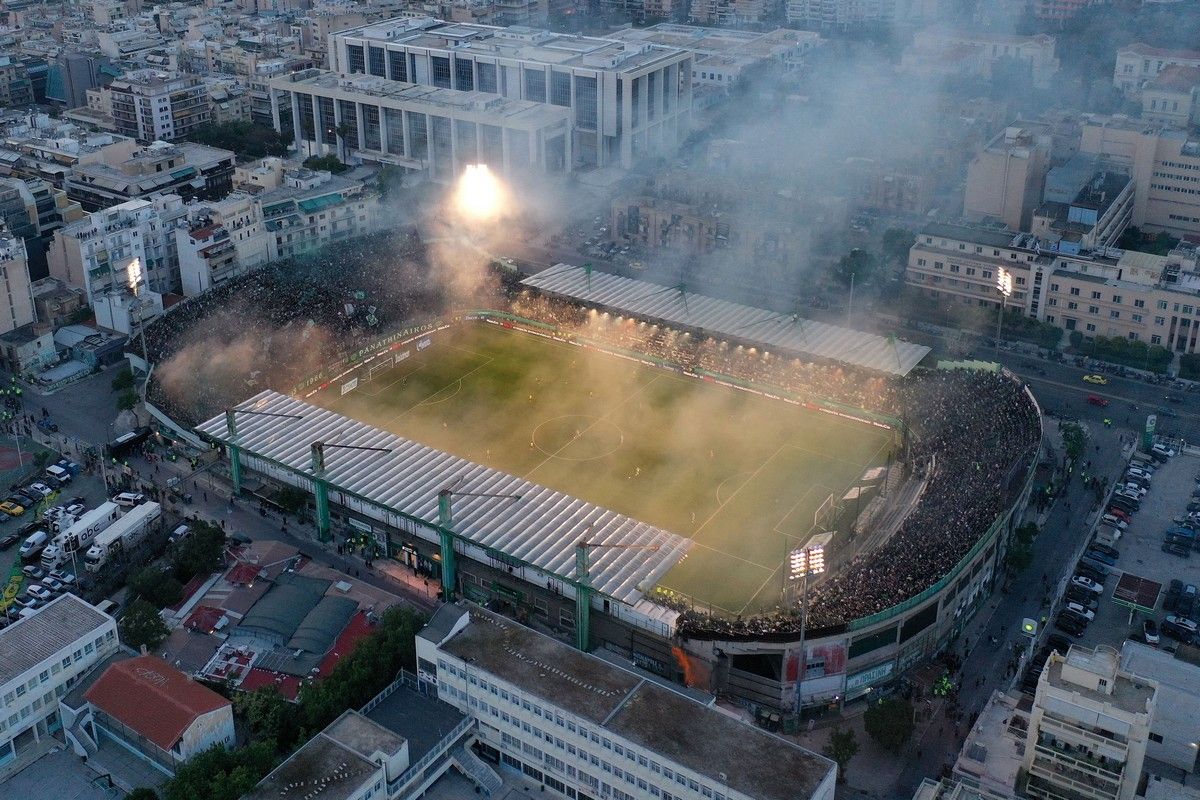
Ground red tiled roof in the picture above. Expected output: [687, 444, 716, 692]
[185, 605, 226, 633]
[168, 574, 209, 612]
[240, 668, 301, 701]
[1122, 42, 1200, 60]
[317, 611, 373, 676]
[226, 563, 263, 586]
[85, 655, 230, 751]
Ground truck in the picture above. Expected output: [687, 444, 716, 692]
[40, 502, 120, 571]
[84, 501, 161, 573]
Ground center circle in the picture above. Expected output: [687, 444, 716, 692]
[532, 415, 625, 462]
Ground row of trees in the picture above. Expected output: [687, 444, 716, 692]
[131, 606, 426, 800]
[187, 121, 291, 161]
[822, 696, 916, 783]
[1069, 332, 1173, 374]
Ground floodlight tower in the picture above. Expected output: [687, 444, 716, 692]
[224, 407, 303, 493]
[436, 487, 523, 602]
[309, 441, 393, 541]
[996, 267, 1013, 347]
[788, 533, 830, 713]
[575, 539, 660, 652]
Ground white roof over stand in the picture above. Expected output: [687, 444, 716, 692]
[196, 391, 692, 604]
[522, 264, 931, 377]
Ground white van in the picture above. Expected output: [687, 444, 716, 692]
[168, 524, 190, 544]
[1095, 529, 1121, 549]
[18, 530, 48, 559]
[112, 492, 146, 508]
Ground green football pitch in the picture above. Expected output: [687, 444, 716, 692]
[319, 323, 896, 615]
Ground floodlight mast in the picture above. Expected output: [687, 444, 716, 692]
[575, 538, 660, 652]
[437, 488, 523, 604]
[309, 441, 393, 542]
[224, 407, 303, 494]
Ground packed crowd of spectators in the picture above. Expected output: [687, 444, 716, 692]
[145, 232, 440, 424]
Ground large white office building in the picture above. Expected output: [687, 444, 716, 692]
[326, 17, 693, 169]
[416, 604, 838, 800]
[0, 594, 119, 769]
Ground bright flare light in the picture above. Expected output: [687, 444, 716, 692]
[455, 164, 503, 220]
[128, 257, 143, 297]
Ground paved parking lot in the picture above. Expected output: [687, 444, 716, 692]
[1060, 451, 1200, 650]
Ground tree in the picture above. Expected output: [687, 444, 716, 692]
[881, 228, 915, 265]
[172, 521, 226, 582]
[125, 789, 159, 800]
[234, 686, 299, 753]
[833, 248, 876, 288]
[119, 597, 170, 650]
[302, 154, 349, 174]
[129, 566, 183, 608]
[1008, 541, 1034, 573]
[111, 368, 135, 392]
[117, 390, 139, 411]
[186, 121, 289, 161]
[823, 726, 858, 783]
[863, 696, 915, 753]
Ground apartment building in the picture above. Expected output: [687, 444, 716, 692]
[257, 167, 382, 262]
[689, 0, 779, 27]
[907, 222, 1200, 353]
[328, 17, 693, 170]
[0, 594, 119, 769]
[611, 25, 821, 91]
[0, 55, 35, 108]
[1114, 43, 1200, 98]
[271, 69, 572, 181]
[1139, 66, 1200, 128]
[900, 29, 1060, 88]
[0, 228, 35, 337]
[105, 70, 211, 143]
[964, 125, 1052, 231]
[1024, 646, 1155, 800]
[66, 141, 235, 211]
[1033, 0, 1092, 23]
[1079, 115, 1200, 239]
[417, 604, 838, 800]
[48, 194, 184, 329]
[786, 0, 897, 28]
[175, 192, 269, 296]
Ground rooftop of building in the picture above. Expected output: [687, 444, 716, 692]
[0, 324, 48, 346]
[920, 220, 1020, 250]
[243, 728, 379, 800]
[1120, 42, 1200, 61]
[276, 70, 569, 128]
[1120, 640, 1200, 695]
[108, 68, 198, 90]
[610, 23, 817, 60]
[434, 605, 834, 800]
[338, 17, 688, 73]
[1146, 64, 1200, 92]
[1044, 647, 1155, 716]
[325, 710, 406, 759]
[916, 27, 1056, 47]
[84, 653, 231, 751]
[0, 593, 111, 687]
[364, 681, 466, 763]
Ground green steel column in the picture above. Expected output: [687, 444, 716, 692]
[311, 444, 331, 542]
[225, 409, 242, 494]
[575, 544, 590, 652]
[438, 489, 456, 601]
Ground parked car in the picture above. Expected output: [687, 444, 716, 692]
[1163, 619, 1195, 644]
[1166, 614, 1198, 634]
[1046, 634, 1072, 653]
[0, 500, 24, 517]
[26, 483, 52, 499]
[1072, 575, 1104, 594]
[1077, 560, 1109, 579]
[1164, 541, 1192, 558]
[48, 569, 75, 586]
[1064, 602, 1096, 621]
[1145, 620, 1161, 646]
[1166, 580, 1184, 613]
[21, 565, 44, 580]
[1055, 615, 1087, 636]
[0, 531, 19, 549]
[25, 584, 52, 601]
[1107, 507, 1132, 523]
[1101, 514, 1129, 531]
[1085, 549, 1118, 566]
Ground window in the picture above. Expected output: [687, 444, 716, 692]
[387, 50, 407, 82]
[1068, 302, 1079, 310]
[1050, 283, 1059, 291]
[1134, 299, 1145, 308]
[524, 69, 546, 102]
[1088, 306, 1099, 315]
[454, 59, 474, 91]
[1086, 323, 1096, 332]
[1152, 335, 1163, 344]
[1048, 298, 1058, 307]
[431, 56, 452, 89]
[1133, 314, 1143, 323]
[1112, 295, 1122, 304]
[1110, 310, 1120, 319]
[1091, 291, 1101, 299]
[1070, 287, 1081, 296]
[477, 62, 497, 94]
[1150, 732, 1164, 743]
[347, 45, 365, 74]
[550, 71, 571, 107]
[367, 46, 385, 77]
[1159, 300, 1169, 310]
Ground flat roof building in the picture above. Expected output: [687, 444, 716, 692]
[1115, 43, 1200, 98]
[416, 603, 838, 800]
[271, 69, 572, 181]
[0, 594, 118, 770]
[327, 17, 693, 169]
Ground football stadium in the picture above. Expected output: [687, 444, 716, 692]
[149, 255, 1042, 715]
